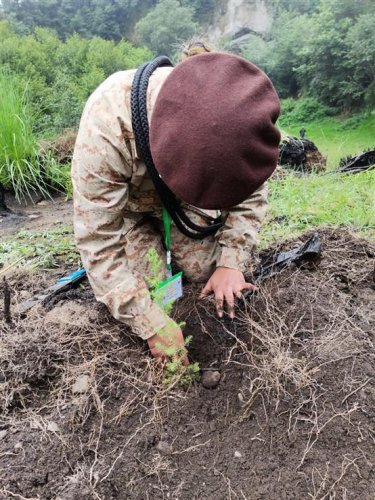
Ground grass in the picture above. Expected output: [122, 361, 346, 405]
[0, 71, 45, 200]
[284, 113, 375, 168]
[0, 225, 79, 271]
[0, 71, 70, 201]
[262, 169, 375, 246]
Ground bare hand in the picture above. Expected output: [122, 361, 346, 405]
[147, 324, 189, 364]
[199, 267, 257, 319]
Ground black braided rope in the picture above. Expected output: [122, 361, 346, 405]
[131, 56, 223, 240]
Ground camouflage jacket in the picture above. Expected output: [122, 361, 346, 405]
[72, 67, 268, 339]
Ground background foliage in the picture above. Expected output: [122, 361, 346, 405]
[0, 20, 151, 134]
[0, 0, 374, 200]
[242, 0, 375, 110]
[1, 0, 374, 111]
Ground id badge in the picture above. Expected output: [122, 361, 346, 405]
[155, 272, 183, 306]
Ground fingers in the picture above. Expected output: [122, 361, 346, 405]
[215, 290, 224, 318]
[243, 282, 258, 292]
[199, 281, 212, 299]
[223, 288, 235, 319]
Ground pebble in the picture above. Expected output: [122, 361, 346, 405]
[72, 374, 90, 394]
[47, 421, 59, 433]
[201, 370, 221, 389]
[14, 442, 23, 452]
[155, 441, 173, 455]
[234, 450, 242, 458]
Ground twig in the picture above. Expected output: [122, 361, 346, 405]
[0, 256, 25, 277]
[172, 439, 211, 455]
[3, 277, 12, 324]
[341, 377, 372, 405]
[0, 489, 40, 500]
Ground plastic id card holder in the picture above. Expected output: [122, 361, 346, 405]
[155, 272, 183, 306]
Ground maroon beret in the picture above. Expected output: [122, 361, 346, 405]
[149, 52, 281, 210]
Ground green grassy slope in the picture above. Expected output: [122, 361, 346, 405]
[285, 114, 375, 168]
[263, 114, 375, 245]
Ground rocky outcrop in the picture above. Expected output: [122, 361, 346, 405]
[206, 0, 274, 48]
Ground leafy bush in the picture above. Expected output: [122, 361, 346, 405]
[0, 71, 72, 200]
[0, 21, 152, 135]
[278, 98, 334, 127]
[0, 71, 41, 200]
[241, 0, 375, 111]
[134, 0, 198, 58]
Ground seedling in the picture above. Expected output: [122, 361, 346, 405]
[146, 248, 200, 387]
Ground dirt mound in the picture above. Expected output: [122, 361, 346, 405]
[279, 137, 327, 172]
[0, 229, 374, 499]
[39, 129, 77, 165]
[337, 149, 375, 174]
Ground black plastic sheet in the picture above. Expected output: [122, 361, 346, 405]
[241, 233, 322, 302]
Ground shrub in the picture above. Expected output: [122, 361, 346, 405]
[278, 97, 334, 127]
[0, 71, 43, 200]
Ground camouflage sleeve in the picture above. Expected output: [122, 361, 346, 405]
[215, 183, 268, 272]
[72, 82, 168, 340]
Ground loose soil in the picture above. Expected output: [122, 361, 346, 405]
[0, 229, 374, 500]
[0, 194, 72, 237]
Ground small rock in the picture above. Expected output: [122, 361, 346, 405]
[14, 442, 23, 452]
[234, 450, 242, 458]
[72, 374, 90, 394]
[47, 421, 60, 433]
[0, 430, 8, 440]
[238, 392, 244, 403]
[155, 441, 173, 455]
[201, 370, 221, 389]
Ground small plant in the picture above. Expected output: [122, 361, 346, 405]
[0, 226, 79, 269]
[0, 71, 45, 201]
[146, 247, 200, 387]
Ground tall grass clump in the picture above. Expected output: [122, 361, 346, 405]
[0, 71, 47, 200]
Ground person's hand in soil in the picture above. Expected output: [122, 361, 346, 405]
[147, 323, 189, 364]
[199, 267, 257, 319]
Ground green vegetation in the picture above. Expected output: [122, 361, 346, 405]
[0, 0, 155, 40]
[0, 226, 79, 270]
[262, 169, 375, 246]
[0, 20, 151, 198]
[280, 108, 375, 168]
[134, 0, 197, 57]
[1, 0, 374, 111]
[0, 71, 69, 200]
[0, 21, 151, 135]
[0, 71, 40, 200]
[146, 248, 200, 387]
[242, 0, 375, 111]
[0, 0, 215, 42]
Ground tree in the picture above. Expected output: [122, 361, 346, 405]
[345, 14, 375, 107]
[241, 0, 374, 110]
[134, 0, 198, 57]
[0, 0, 156, 40]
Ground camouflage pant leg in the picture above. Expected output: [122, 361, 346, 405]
[124, 216, 167, 280]
[125, 216, 217, 285]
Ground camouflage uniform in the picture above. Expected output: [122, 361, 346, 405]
[72, 67, 268, 340]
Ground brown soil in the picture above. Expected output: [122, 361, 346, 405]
[0, 229, 374, 500]
[0, 194, 73, 237]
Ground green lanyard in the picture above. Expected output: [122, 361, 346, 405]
[162, 207, 173, 278]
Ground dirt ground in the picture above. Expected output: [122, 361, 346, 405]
[0, 228, 374, 500]
[0, 194, 73, 237]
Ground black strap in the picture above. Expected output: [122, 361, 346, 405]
[130, 56, 223, 240]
